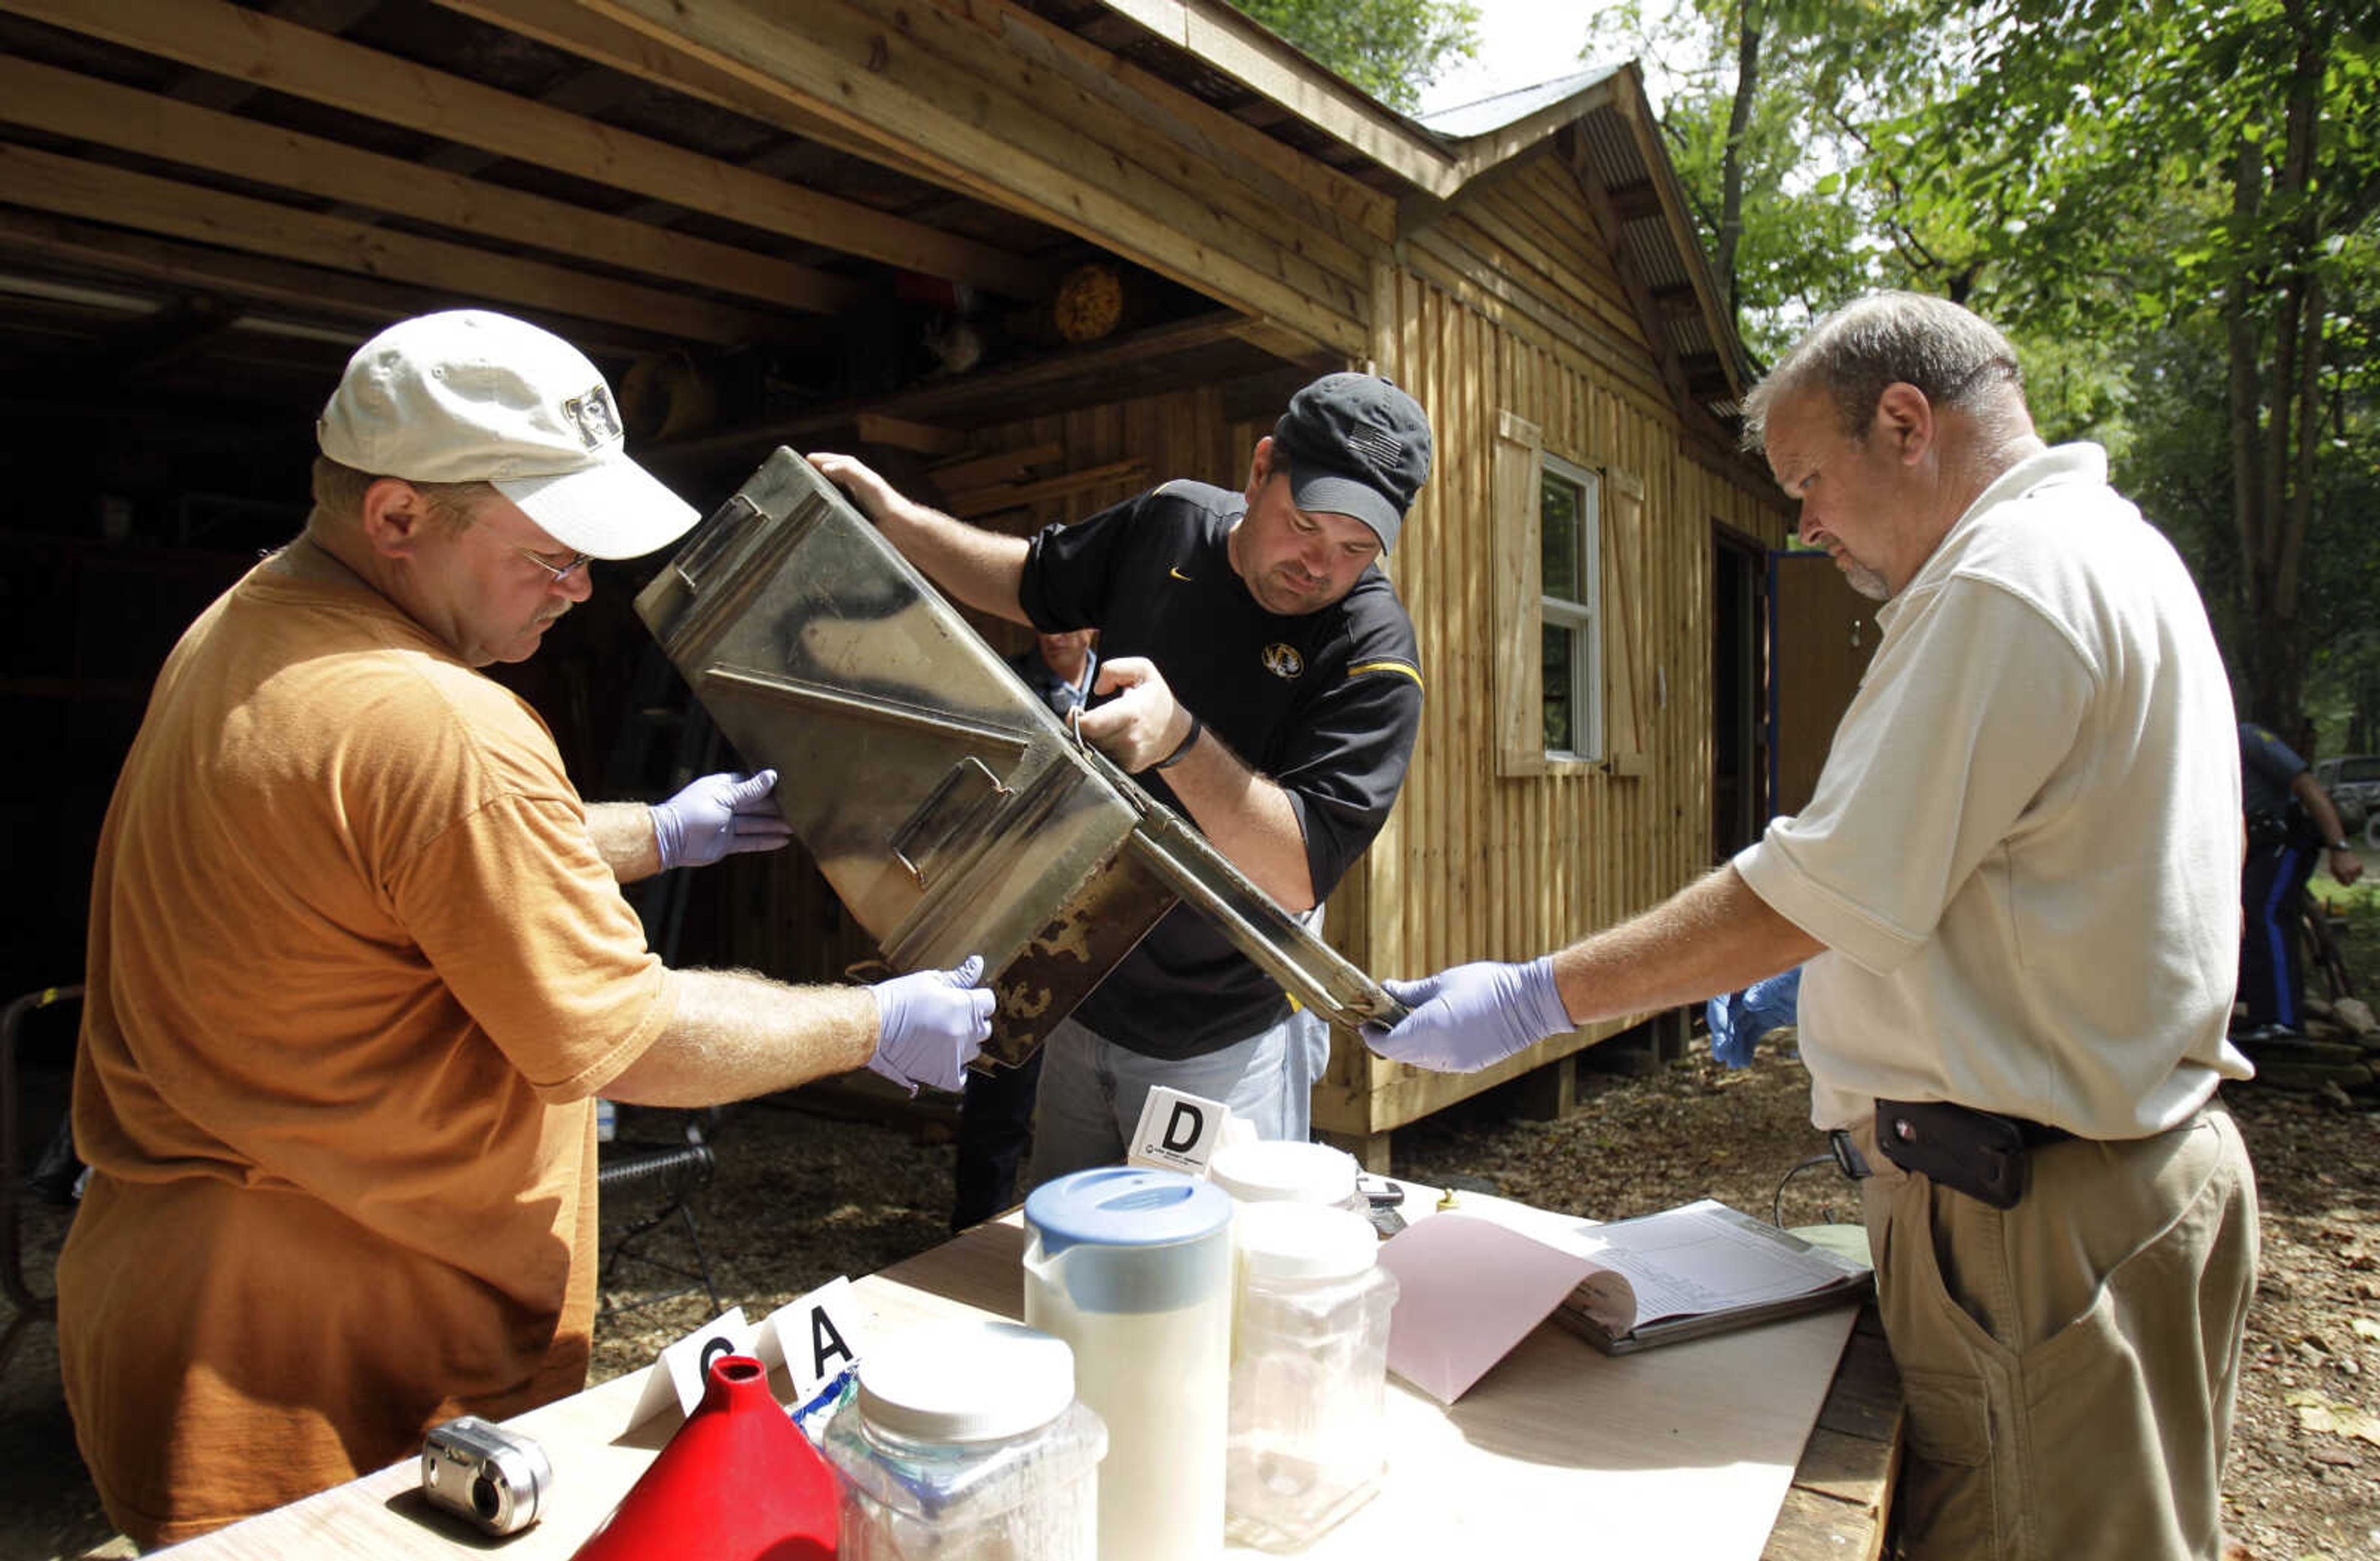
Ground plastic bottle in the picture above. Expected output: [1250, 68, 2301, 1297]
[822, 1319, 1106, 1561]
[1023, 1167, 1235, 1561]
[1224, 1201, 1399, 1552]
[1205, 1139, 1365, 1212]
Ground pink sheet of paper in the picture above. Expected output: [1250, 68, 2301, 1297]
[1374, 1212, 1605, 1403]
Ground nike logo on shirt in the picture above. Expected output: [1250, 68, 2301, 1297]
[1168, 566, 1194, 581]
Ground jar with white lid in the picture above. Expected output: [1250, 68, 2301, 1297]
[1225, 1201, 1399, 1552]
[1207, 1139, 1365, 1211]
[821, 1319, 1108, 1560]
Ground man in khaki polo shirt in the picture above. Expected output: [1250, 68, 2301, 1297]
[1364, 292, 2258, 1560]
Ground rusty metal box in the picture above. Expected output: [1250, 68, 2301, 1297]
[635, 449, 1402, 1069]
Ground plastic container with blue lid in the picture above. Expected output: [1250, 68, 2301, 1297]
[1023, 1167, 1234, 1561]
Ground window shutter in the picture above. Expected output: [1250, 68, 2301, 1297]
[1602, 469, 1649, 775]
[1492, 411, 1546, 777]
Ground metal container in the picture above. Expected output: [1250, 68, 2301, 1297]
[633, 448, 1406, 1070]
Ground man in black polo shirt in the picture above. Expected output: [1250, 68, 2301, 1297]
[812, 373, 1428, 1189]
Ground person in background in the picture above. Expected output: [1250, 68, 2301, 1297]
[949, 628, 1100, 1228]
[1364, 293, 2259, 1560]
[2238, 718, 2363, 1035]
[813, 371, 1429, 1192]
[59, 310, 994, 1546]
[1016, 626, 1099, 717]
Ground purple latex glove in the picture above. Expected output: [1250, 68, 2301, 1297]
[650, 769, 793, 871]
[868, 956, 996, 1094]
[1360, 956, 1574, 1073]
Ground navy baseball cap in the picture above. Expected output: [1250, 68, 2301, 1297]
[1271, 373, 1432, 552]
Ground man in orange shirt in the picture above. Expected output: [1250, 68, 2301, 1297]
[60, 310, 994, 1546]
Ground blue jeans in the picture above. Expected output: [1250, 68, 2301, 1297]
[1022, 1006, 1333, 1193]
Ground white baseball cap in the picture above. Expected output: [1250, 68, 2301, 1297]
[315, 310, 699, 559]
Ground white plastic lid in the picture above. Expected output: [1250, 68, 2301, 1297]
[1235, 1201, 1379, 1281]
[1208, 1140, 1360, 1206]
[856, 1320, 1075, 1443]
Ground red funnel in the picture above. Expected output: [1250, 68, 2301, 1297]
[571, 1355, 839, 1560]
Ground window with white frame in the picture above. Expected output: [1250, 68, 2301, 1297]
[1539, 454, 1602, 759]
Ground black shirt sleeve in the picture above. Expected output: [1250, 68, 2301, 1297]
[1270, 621, 1423, 900]
[1019, 491, 1145, 634]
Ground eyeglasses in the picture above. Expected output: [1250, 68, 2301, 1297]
[513, 545, 594, 585]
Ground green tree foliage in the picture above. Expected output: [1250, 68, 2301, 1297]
[1610, 0, 2380, 741]
[1230, 0, 1481, 112]
[1913, 0, 2380, 739]
[1590, 0, 1968, 357]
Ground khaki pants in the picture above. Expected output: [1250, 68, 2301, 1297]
[1851, 1103, 2259, 1560]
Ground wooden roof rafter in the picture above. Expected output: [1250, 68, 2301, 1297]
[0, 206, 696, 361]
[568, 0, 1375, 359]
[0, 53, 863, 319]
[0, 0, 1056, 301]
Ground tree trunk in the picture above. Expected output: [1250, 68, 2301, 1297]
[2226, 139, 2272, 720]
[2242, 0, 2330, 735]
[1716, 0, 1762, 327]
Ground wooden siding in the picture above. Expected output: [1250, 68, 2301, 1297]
[1318, 150, 1795, 1141]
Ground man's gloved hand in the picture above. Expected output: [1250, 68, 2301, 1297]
[1360, 956, 1574, 1074]
[868, 955, 996, 1094]
[650, 770, 793, 871]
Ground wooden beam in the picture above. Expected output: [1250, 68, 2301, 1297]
[1684, 356, 1735, 399]
[851, 414, 969, 456]
[578, 0, 1370, 356]
[1096, 0, 1460, 195]
[661, 311, 1266, 460]
[1647, 281, 1703, 316]
[1603, 180, 1667, 224]
[0, 209, 687, 357]
[0, 0, 1049, 299]
[927, 441, 1064, 491]
[925, 0, 1391, 252]
[0, 55, 860, 316]
[941, 459, 1147, 519]
[0, 144, 771, 345]
[428, 0, 961, 192]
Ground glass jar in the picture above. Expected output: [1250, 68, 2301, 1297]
[1225, 1201, 1399, 1552]
[821, 1319, 1107, 1561]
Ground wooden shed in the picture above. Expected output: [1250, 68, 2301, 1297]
[0, 0, 1805, 1156]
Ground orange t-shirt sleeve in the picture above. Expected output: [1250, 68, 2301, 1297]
[389, 791, 671, 1099]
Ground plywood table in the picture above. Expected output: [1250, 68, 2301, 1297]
[157, 1208, 1900, 1560]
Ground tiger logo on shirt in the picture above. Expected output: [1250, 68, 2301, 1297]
[1261, 643, 1304, 679]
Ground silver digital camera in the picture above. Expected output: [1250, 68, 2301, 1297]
[421, 1415, 551, 1537]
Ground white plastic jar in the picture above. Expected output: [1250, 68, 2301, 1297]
[1023, 1167, 1235, 1561]
[1207, 1139, 1365, 1212]
[821, 1319, 1108, 1560]
[1224, 1201, 1399, 1552]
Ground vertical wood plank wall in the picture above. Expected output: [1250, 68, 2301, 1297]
[1318, 148, 1795, 1139]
